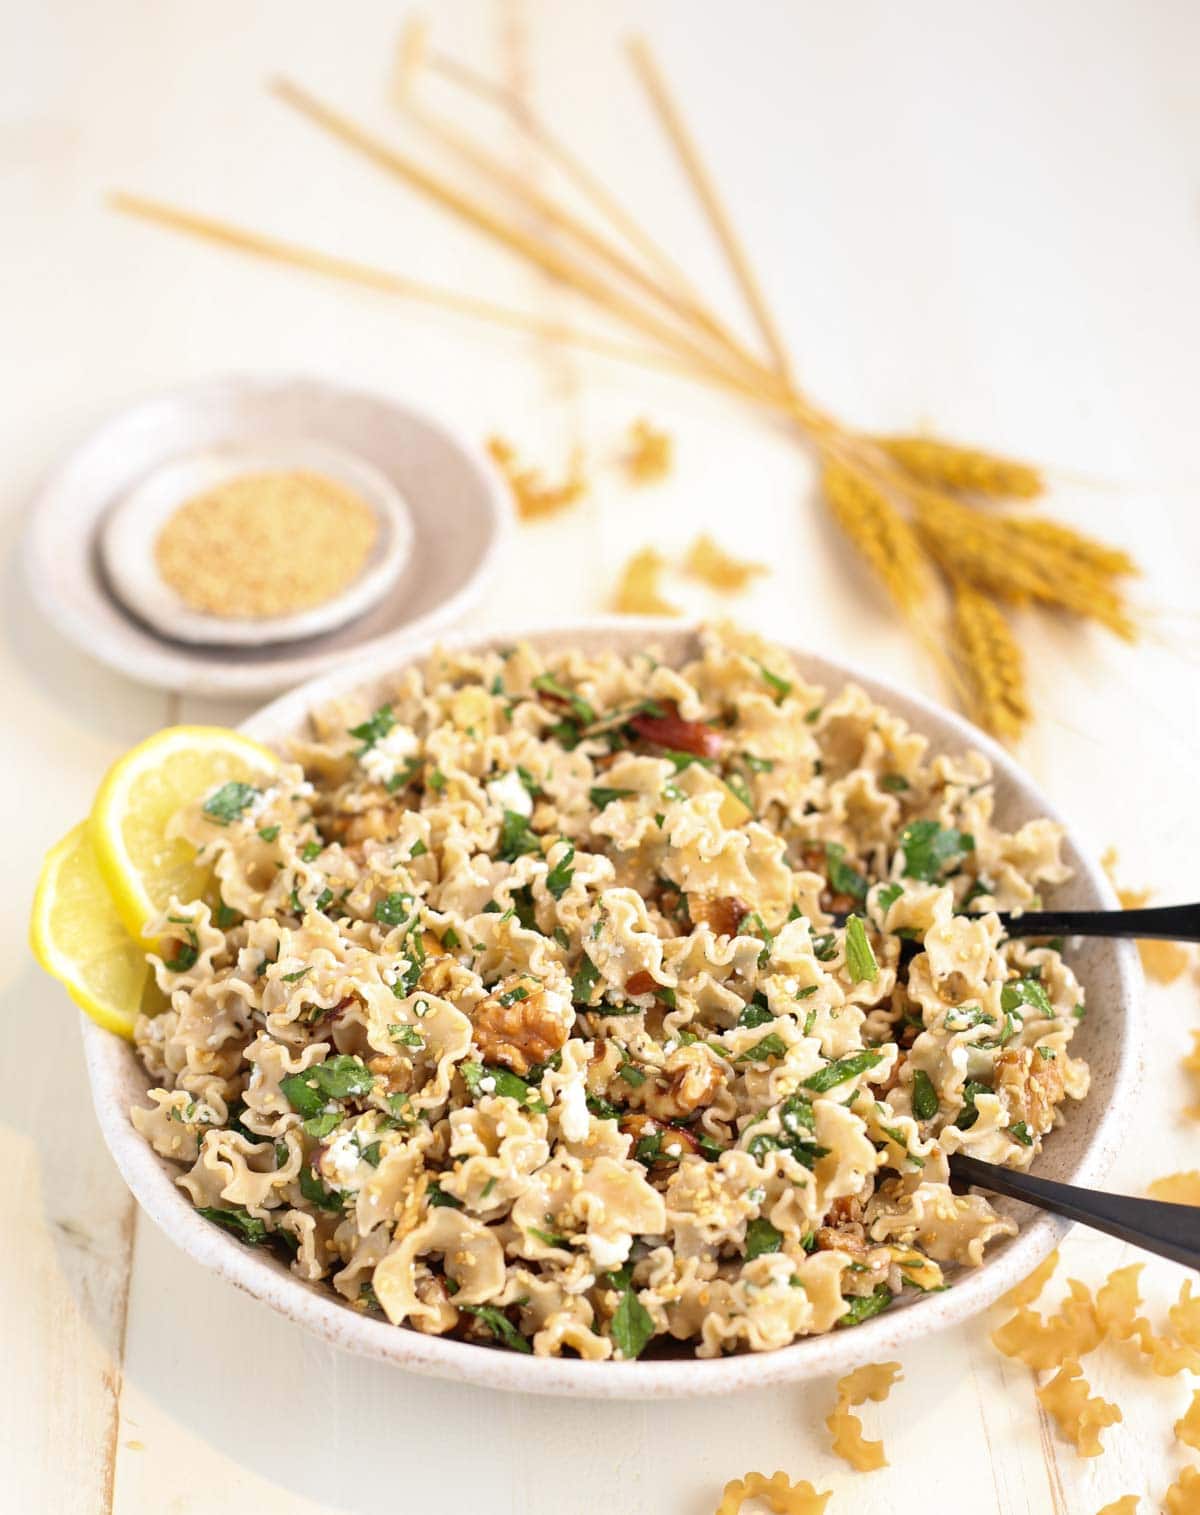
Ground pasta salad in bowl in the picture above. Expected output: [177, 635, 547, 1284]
[81, 621, 1140, 1397]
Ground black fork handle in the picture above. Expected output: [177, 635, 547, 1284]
[999, 902, 1200, 942]
[951, 1155, 1200, 1271]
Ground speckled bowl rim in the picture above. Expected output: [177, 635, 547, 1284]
[80, 618, 1143, 1399]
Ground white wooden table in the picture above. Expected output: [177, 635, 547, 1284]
[5, 1, 1200, 1509]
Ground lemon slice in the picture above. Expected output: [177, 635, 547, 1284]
[30, 821, 149, 1038]
[89, 725, 279, 941]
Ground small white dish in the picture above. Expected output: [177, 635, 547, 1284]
[23, 374, 510, 697]
[100, 440, 414, 647]
[78, 619, 1142, 1400]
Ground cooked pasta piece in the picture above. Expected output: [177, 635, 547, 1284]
[129, 623, 1090, 1360]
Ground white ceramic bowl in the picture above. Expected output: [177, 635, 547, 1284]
[80, 619, 1142, 1399]
[24, 375, 510, 697]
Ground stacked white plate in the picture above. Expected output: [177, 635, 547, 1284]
[23, 375, 510, 697]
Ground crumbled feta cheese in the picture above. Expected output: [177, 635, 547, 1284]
[479, 1075, 497, 1094]
[557, 1069, 590, 1143]
[541, 984, 574, 1027]
[663, 1039, 678, 1055]
[246, 787, 278, 820]
[487, 769, 533, 817]
[360, 726, 420, 787]
[664, 1142, 682, 1157]
[323, 1129, 361, 1185]
[586, 1232, 629, 1270]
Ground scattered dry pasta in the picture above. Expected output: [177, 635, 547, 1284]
[1164, 1465, 1200, 1515]
[991, 1280, 1101, 1369]
[129, 624, 1092, 1362]
[684, 534, 768, 595]
[714, 1472, 831, 1515]
[826, 1361, 902, 1471]
[1149, 1174, 1200, 1206]
[1000, 1248, 1059, 1310]
[1095, 1499, 1139, 1515]
[1177, 1391, 1200, 1451]
[487, 436, 588, 521]
[611, 546, 680, 615]
[624, 418, 673, 484]
[1183, 1032, 1200, 1120]
[1101, 853, 1192, 985]
[1035, 1358, 1121, 1456]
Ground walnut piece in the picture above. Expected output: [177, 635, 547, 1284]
[995, 1046, 1066, 1136]
[686, 894, 749, 937]
[471, 973, 568, 1075]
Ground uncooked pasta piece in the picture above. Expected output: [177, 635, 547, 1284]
[1000, 1248, 1059, 1310]
[826, 1361, 902, 1471]
[1164, 1464, 1200, 1515]
[1149, 1173, 1200, 1206]
[714, 1471, 831, 1515]
[991, 1280, 1101, 1369]
[1035, 1359, 1121, 1456]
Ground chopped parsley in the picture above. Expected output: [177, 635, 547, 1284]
[590, 785, 636, 809]
[461, 1303, 533, 1353]
[911, 1069, 939, 1122]
[753, 659, 792, 703]
[837, 1284, 893, 1327]
[898, 820, 975, 882]
[374, 892, 415, 928]
[803, 1049, 883, 1093]
[955, 1079, 992, 1131]
[300, 839, 323, 862]
[426, 1181, 463, 1209]
[202, 781, 260, 825]
[498, 809, 540, 862]
[744, 1217, 783, 1259]
[605, 1264, 654, 1359]
[348, 703, 395, 750]
[571, 955, 600, 1005]
[1001, 977, 1053, 1017]
[736, 1032, 788, 1064]
[196, 1205, 267, 1245]
[1007, 1121, 1034, 1146]
[545, 845, 575, 900]
[461, 1060, 547, 1113]
[844, 915, 878, 983]
[532, 673, 596, 726]
[737, 998, 775, 1029]
[279, 1055, 375, 1117]
[880, 773, 910, 793]
[257, 825, 280, 842]
[825, 843, 869, 901]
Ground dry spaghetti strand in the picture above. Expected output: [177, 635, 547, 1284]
[874, 435, 1043, 500]
[951, 580, 1031, 742]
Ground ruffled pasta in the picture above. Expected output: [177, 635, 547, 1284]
[714, 1472, 830, 1515]
[130, 623, 1088, 1360]
[826, 1361, 902, 1471]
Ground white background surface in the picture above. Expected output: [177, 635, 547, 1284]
[4, 1, 1200, 1510]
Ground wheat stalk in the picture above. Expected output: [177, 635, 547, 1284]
[950, 580, 1031, 741]
[821, 457, 932, 618]
[873, 435, 1043, 500]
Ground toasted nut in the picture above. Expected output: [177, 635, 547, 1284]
[686, 894, 749, 937]
[472, 972, 568, 1075]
